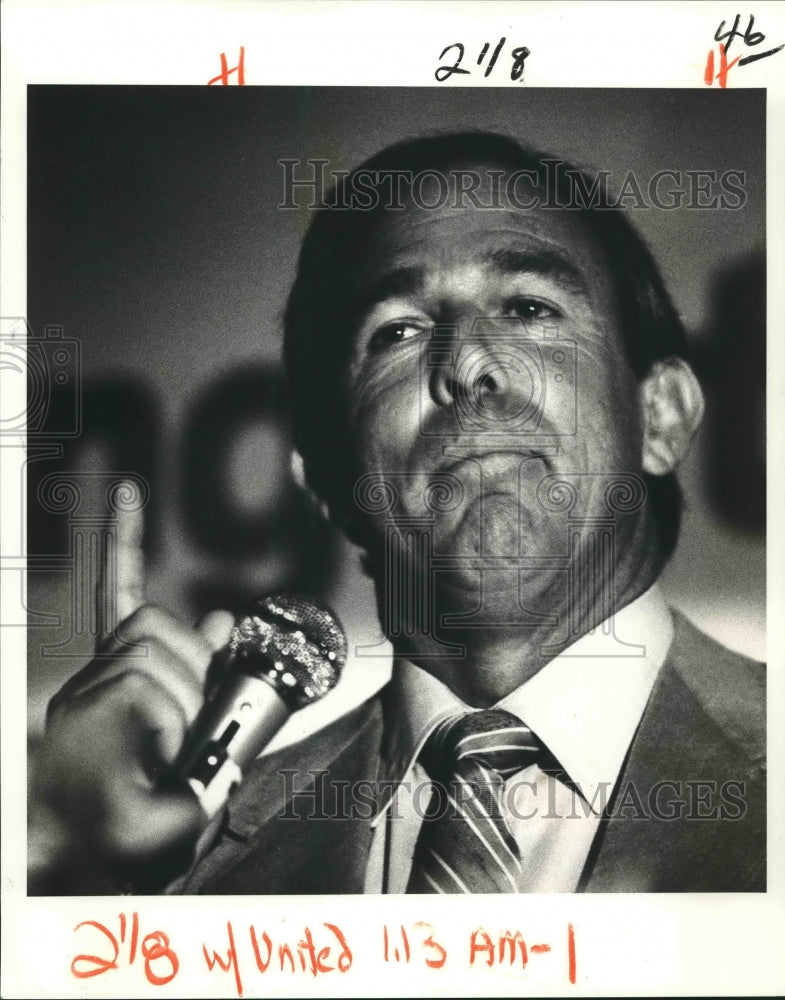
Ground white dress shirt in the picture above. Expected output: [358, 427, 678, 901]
[364, 585, 674, 892]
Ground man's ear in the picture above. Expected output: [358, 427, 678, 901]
[639, 358, 705, 475]
[290, 448, 365, 545]
[289, 448, 331, 521]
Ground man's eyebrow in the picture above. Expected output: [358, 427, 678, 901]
[353, 266, 424, 316]
[483, 248, 588, 296]
[352, 250, 588, 319]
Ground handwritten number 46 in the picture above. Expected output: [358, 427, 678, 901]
[436, 38, 530, 82]
[714, 14, 765, 51]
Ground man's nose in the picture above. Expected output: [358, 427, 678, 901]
[428, 318, 538, 426]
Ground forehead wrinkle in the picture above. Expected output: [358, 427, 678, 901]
[350, 218, 605, 325]
[484, 248, 589, 297]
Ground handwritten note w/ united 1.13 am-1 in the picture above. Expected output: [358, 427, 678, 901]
[68, 910, 576, 996]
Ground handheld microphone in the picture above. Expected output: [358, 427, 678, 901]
[174, 593, 347, 818]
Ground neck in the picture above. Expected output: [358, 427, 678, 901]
[376, 531, 664, 707]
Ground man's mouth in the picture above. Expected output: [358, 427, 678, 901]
[438, 449, 551, 483]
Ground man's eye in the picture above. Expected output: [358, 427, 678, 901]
[368, 321, 424, 353]
[510, 298, 562, 322]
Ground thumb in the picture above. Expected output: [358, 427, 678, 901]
[197, 609, 236, 653]
[196, 609, 237, 696]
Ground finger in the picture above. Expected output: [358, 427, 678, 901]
[197, 610, 236, 653]
[103, 605, 215, 683]
[50, 641, 205, 730]
[56, 605, 218, 727]
[124, 606, 215, 680]
[116, 494, 146, 621]
[95, 481, 146, 651]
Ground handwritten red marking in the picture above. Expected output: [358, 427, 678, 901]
[71, 920, 119, 978]
[717, 43, 742, 87]
[467, 924, 573, 977]
[117, 911, 139, 965]
[249, 923, 352, 976]
[202, 920, 243, 998]
[568, 922, 576, 985]
[71, 914, 575, 985]
[284, 943, 301, 972]
[401, 924, 411, 962]
[129, 914, 138, 965]
[499, 930, 528, 966]
[140, 932, 179, 986]
[250, 927, 272, 972]
[704, 49, 715, 85]
[71, 913, 178, 986]
[704, 42, 741, 87]
[469, 928, 494, 966]
[208, 47, 245, 86]
[414, 921, 447, 969]
[323, 923, 353, 972]
[383, 923, 411, 963]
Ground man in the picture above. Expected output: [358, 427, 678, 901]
[39, 132, 765, 894]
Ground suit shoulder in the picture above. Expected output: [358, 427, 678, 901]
[667, 608, 765, 764]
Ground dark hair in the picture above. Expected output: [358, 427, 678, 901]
[284, 131, 689, 561]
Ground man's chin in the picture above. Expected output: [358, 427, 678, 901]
[432, 492, 524, 559]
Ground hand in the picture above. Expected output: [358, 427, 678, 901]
[39, 483, 235, 889]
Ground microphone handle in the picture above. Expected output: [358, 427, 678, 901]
[174, 667, 290, 819]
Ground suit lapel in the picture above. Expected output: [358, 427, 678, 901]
[582, 616, 765, 892]
[181, 696, 384, 894]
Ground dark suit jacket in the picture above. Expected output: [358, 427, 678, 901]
[173, 611, 765, 893]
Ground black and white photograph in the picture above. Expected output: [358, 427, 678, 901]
[25, 83, 767, 897]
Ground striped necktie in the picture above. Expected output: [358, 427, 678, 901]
[406, 708, 543, 894]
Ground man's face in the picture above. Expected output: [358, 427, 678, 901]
[342, 168, 648, 610]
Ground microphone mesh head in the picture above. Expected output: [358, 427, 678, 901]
[229, 594, 348, 709]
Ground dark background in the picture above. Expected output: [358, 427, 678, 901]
[26, 86, 765, 742]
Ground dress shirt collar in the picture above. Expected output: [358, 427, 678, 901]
[374, 584, 674, 823]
